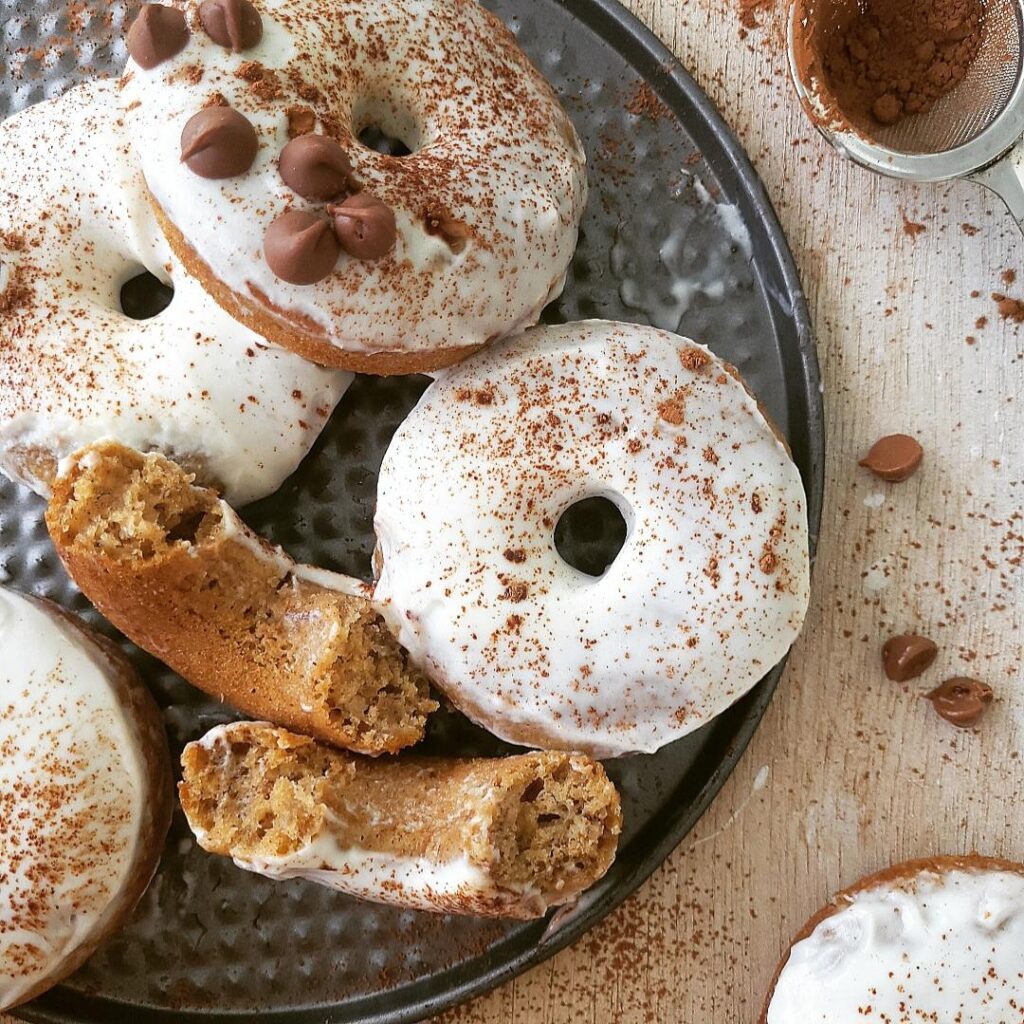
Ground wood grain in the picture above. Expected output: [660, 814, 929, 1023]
[6, 1, 1023, 1021]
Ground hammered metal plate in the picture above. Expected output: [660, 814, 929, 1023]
[0, 1, 824, 1020]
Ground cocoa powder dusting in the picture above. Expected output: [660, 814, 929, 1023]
[286, 104, 316, 138]
[738, 0, 775, 32]
[625, 81, 669, 122]
[905, 211, 929, 237]
[901, 212, 926, 237]
[658, 395, 686, 425]
[680, 347, 711, 373]
[992, 292, 1024, 323]
[0, 268, 33, 316]
[821, 0, 983, 130]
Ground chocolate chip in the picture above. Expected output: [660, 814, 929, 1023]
[925, 677, 993, 729]
[126, 4, 190, 70]
[180, 106, 258, 179]
[279, 135, 351, 201]
[858, 433, 923, 482]
[199, 0, 263, 52]
[264, 210, 340, 285]
[329, 193, 397, 260]
[882, 633, 938, 682]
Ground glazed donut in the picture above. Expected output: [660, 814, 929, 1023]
[375, 321, 811, 757]
[761, 855, 1024, 1023]
[0, 587, 172, 1010]
[120, 0, 587, 375]
[180, 721, 621, 919]
[0, 78, 351, 505]
[46, 441, 435, 756]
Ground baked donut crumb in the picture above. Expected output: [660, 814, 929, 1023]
[180, 721, 622, 916]
[183, 729, 616, 889]
[183, 729, 329, 859]
[47, 442, 435, 754]
[52, 444, 226, 558]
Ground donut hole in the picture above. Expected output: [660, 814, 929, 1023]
[352, 97, 420, 157]
[120, 269, 174, 321]
[554, 496, 629, 578]
[356, 125, 412, 158]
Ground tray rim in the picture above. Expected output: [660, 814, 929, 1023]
[11, 0, 825, 1020]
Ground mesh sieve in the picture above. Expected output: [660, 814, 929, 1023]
[870, 0, 1023, 156]
[789, 0, 1024, 184]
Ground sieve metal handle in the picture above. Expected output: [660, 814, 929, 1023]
[972, 144, 1024, 235]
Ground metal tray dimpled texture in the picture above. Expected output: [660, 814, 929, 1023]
[0, 0, 824, 1021]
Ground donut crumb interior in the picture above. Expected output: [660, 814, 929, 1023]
[180, 723, 622, 900]
[182, 730, 331, 859]
[50, 444, 224, 560]
[489, 758, 619, 893]
[47, 442, 436, 755]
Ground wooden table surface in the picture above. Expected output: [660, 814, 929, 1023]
[7, 1, 1023, 1022]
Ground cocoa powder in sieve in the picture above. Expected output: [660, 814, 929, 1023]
[822, 0, 984, 129]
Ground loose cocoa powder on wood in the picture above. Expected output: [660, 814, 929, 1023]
[822, 0, 984, 129]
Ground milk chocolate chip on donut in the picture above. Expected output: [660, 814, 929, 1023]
[0, 78, 352, 506]
[126, 4, 190, 70]
[265, 210, 341, 285]
[199, 0, 264, 52]
[181, 106, 259, 179]
[330, 193, 397, 260]
[279, 135, 352, 201]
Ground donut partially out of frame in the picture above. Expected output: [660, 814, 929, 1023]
[180, 720, 622, 919]
[46, 441, 435, 756]
[761, 854, 1024, 1023]
[121, 0, 587, 374]
[0, 587, 172, 1011]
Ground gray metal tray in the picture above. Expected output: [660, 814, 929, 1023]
[0, 1, 824, 1020]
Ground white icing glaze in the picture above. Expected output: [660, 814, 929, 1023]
[233, 836, 545, 916]
[190, 723, 545, 916]
[374, 321, 810, 757]
[216, 500, 371, 597]
[289, 563, 373, 599]
[0, 79, 351, 505]
[120, 0, 586, 360]
[0, 589, 150, 1010]
[767, 865, 1024, 1023]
